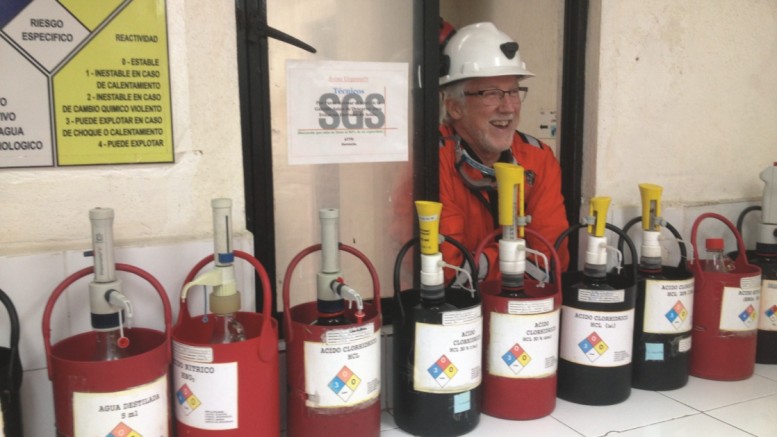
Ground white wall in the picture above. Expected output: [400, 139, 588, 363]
[587, 0, 777, 261]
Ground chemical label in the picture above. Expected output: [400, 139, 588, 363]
[719, 275, 761, 332]
[172, 341, 238, 430]
[442, 305, 481, 325]
[507, 297, 554, 315]
[173, 341, 214, 363]
[303, 328, 381, 408]
[324, 323, 375, 345]
[643, 278, 694, 334]
[678, 335, 692, 353]
[578, 288, 625, 303]
[413, 308, 483, 394]
[453, 391, 471, 414]
[644, 342, 664, 361]
[487, 309, 559, 378]
[559, 306, 634, 367]
[73, 374, 168, 437]
[758, 279, 777, 331]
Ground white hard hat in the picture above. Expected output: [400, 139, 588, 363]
[439, 22, 534, 86]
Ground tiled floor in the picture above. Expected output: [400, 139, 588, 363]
[379, 364, 777, 436]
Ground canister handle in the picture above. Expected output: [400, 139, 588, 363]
[472, 228, 562, 304]
[282, 243, 381, 344]
[392, 235, 478, 321]
[689, 212, 750, 272]
[42, 263, 173, 381]
[0, 287, 21, 390]
[619, 216, 689, 270]
[554, 222, 640, 280]
[178, 250, 276, 362]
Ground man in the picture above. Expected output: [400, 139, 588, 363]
[438, 21, 570, 282]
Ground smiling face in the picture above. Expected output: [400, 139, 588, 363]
[445, 75, 522, 166]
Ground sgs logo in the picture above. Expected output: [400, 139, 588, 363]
[318, 92, 385, 130]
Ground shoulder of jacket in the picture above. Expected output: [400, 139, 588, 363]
[516, 131, 545, 150]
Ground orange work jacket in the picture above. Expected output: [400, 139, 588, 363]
[438, 124, 570, 283]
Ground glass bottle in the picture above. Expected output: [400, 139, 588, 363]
[93, 328, 128, 361]
[704, 238, 734, 273]
[210, 312, 246, 343]
[499, 273, 528, 298]
[314, 299, 351, 326]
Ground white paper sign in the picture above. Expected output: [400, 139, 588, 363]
[286, 60, 408, 165]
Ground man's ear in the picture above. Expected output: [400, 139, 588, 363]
[446, 98, 464, 120]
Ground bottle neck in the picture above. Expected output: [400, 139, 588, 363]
[211, 312, 246, 343]
[499, 274, 527, 297]
[316, 298, 350, 325]
[93, 329, 127, 361]
[583, 263, 607, 280]
[420, 284, 447, 309]
[704, 249, 731, 273]
[638, 256, 662, 273]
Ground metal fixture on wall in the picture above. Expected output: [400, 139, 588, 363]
[235, 0, 316, 322]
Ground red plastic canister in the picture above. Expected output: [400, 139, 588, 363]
[475, 228, 562, 420]
[283, 244, 382, 437]
[689, 213, 762, 380]
[172, 250, 279, 436]
[43, 264, 172, 437]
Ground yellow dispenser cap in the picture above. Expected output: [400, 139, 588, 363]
[415, 201, 443, 255]
[588, 196, 611, 237]
[638, 183, 663, 231]
[494, 163, 525, 236]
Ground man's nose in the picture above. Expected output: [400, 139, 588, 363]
[497, 94, 520, 111]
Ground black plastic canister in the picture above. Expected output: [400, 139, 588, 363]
[620, 218, 694, 390]
[735, 206, 777, 364]
[0, 287, 23, 437]
[555, 223, 638, 405]
[392, 236, 482, 437]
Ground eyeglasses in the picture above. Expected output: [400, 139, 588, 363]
[463, 87, 528, 106]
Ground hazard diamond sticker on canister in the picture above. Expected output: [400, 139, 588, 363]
[414, 305, 482, 393]
[559, 306, 634, 367]
[758, 279, 777, 332]
[643, 278, 694, 334]
[488, 309, 559, 378]
[303, 323, 381, 408]
[719, 275, 761, 332]
[172, 341, 239, 430]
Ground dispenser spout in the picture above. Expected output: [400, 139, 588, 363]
[106, 289, 133, 326]
[331, 279, 365, 323]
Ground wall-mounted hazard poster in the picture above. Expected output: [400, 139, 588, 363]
[286, 59, 408, 165]
[0, 0, 173, 168]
